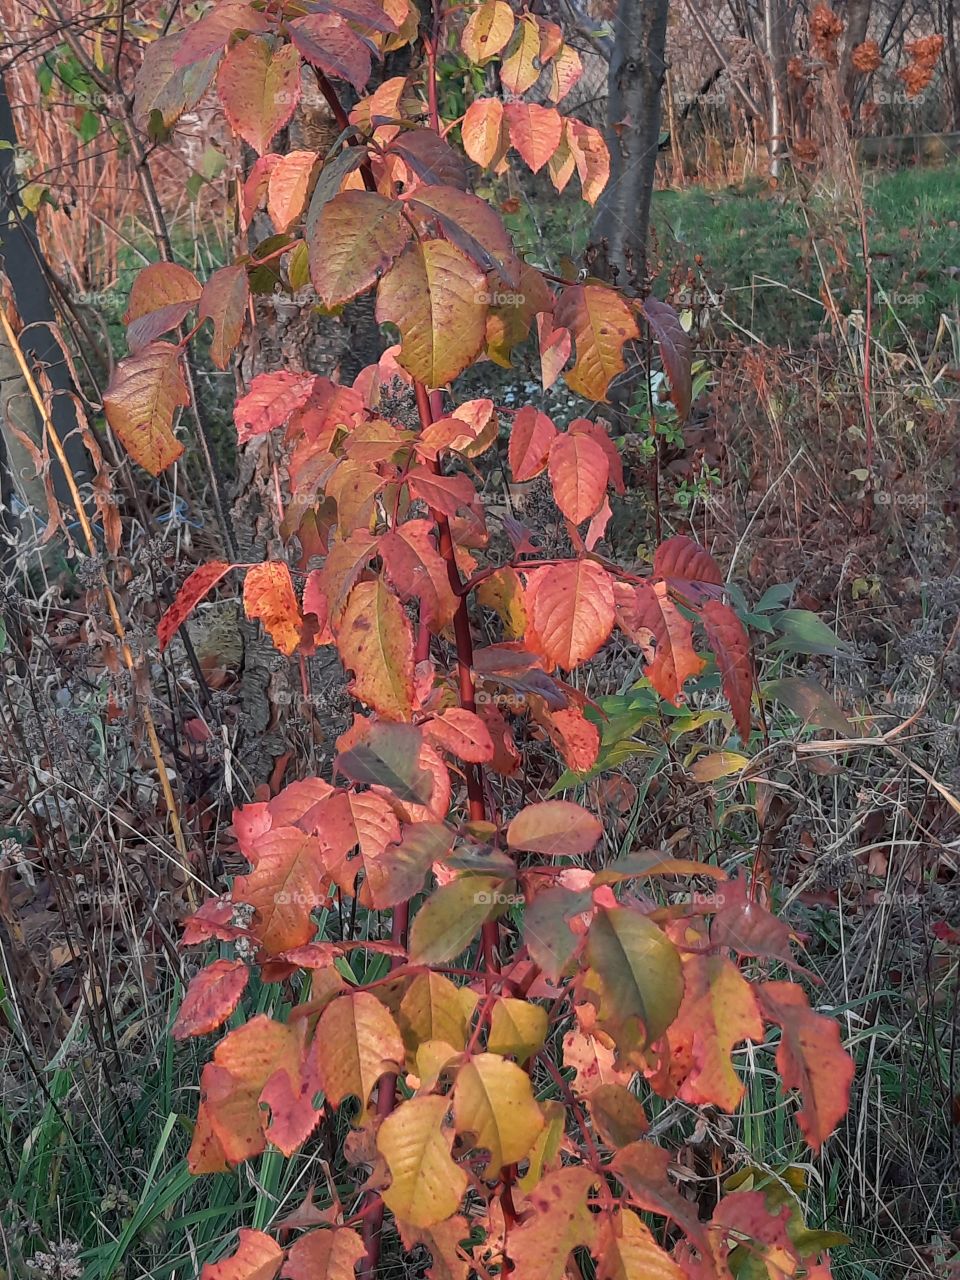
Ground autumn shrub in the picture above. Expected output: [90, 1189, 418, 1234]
[103, 1, 857, 1274]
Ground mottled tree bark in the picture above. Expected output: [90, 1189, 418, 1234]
[592, 0, 670, 288]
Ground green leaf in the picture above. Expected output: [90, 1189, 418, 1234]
[585, 906, 683, 1055]
[409, 874, 507, 964]
[767, 610, 848, 657]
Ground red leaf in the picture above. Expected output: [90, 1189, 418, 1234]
[388, 128, 469, 190]
[200, 264, 250, 370]
[175, 2, 272, 65]
[201, 1228, 282, 1280]
[158, 560, 233, 652]
[173, 958, 249, 1039]
[642, 297, 693, 421]
[379, 520, 460, 632]
[700, 598, 753, 742]
[548, 431, 609, 524]
[406, 467, 481, 520]
[508, 406, 558, 482]
[234, 371, 319, 444]
[217, 37, 301, 156]
[288, 13, 372, 92]
[758, 981, 854, 1151]
[653, 535, 723, 601]
[615, 579, 704, 704]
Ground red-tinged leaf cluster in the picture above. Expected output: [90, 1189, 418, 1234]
[112, 2, 857, 1275]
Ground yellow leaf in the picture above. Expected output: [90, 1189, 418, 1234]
[487, 997, 548, 1063]
[336, 577, 414, 720]
[453, 1053, 544, 1176]
[376, 240, 487, 388]
[595, 1209, 686, 1280]
[378, 1095, 468, 1227]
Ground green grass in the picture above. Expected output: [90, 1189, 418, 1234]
[649, 163, 960, 347]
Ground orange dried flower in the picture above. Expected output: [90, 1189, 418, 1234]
[851, 40, 882, 74]
[897, 33, 945, 97]
[788, 55, 811, 82]
[793, 137, 820, 165]
[810, 4, 845, 66]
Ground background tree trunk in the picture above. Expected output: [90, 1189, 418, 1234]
[592, 0, 670, 288]
[0, 75, 90, 538]
[841, 0, 874, 110]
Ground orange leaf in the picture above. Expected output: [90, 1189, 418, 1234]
[267, 149, 319, 232]
[319, 529, 381, 620]
[282, 1229, 367, 1280]
[234, 825, 327, 954]
[201, 1228, 282, 1280]
[308, 990, 405, 1111]
[423, 707, 495, 763]
[758, 981, 854, 1151]
[536, 312, 572, 391]
[173, 958, 249, 1040]
[124, 261, 201, 351]
[664, 953, 764, 1112]
[103, 341, 188, 474]
[506, 1167, 597, 1279]
[525, 560, 615, 669]
[243, 562, 303, 656]
[596, 1209, 685, 1280]
[192, 1015, 318, 1167]
[158, 560, 232, 652]
[508, 405, 558, 482]
[217, 37, 301, 155]
[301, 787, 402, 895]
[336, 577, 415, 719]
[504, 101, 563, 173]
[566, 119, 610, 205]
[612, 1142, 711, 1254]
[461, 97, 507, 168]
[701, 599, 753, 742]
[507, 799, 602, 856]
[529, 701, 600, 772]
[553, 283, 639, 402]
[548, 431, 609, 524]
[548, 44, 583, 103]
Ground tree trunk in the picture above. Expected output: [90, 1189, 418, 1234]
[0, 75, 91, 536]
[841, 0, 873, 109]
[592, 0, 669, 288]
